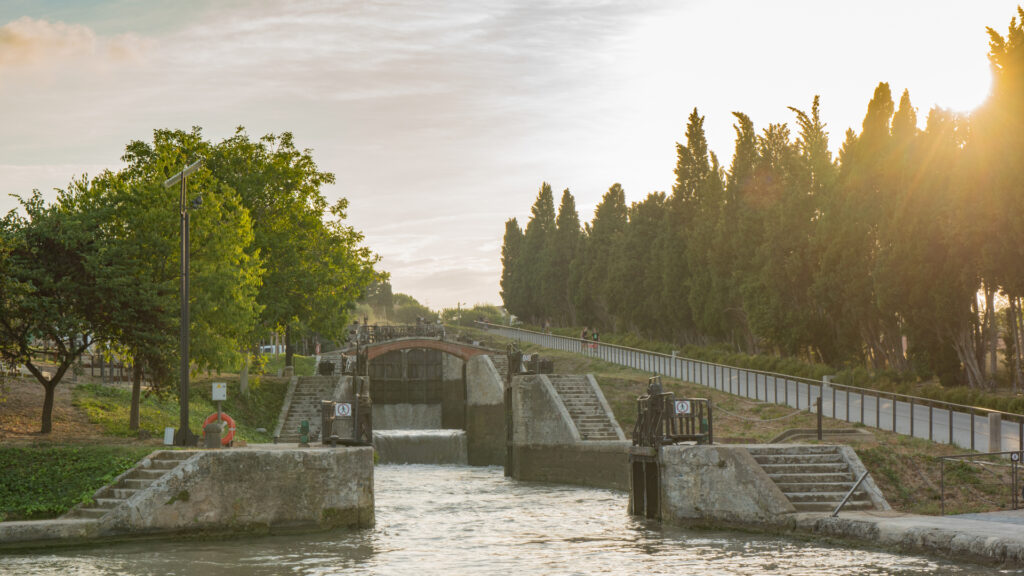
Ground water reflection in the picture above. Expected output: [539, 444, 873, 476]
[1, 465, 1018, 575]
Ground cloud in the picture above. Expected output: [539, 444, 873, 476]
[0, 17, 152, 69]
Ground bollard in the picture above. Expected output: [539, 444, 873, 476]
[989, 412, 1002, 453]
[204, 421, 223, 449]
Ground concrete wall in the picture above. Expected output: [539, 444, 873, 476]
[108, 449, 374, 535]
[0, 448, 374, 549]
[507, 373, 628, 489]
[465, 355, 505, 465]
[372, 403, 442, 429]
[512, 442, 630, 491]
[659, 445, 794, 527]
[510, 374, 578, 445]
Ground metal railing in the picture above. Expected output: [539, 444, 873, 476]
[478, 322, 1024, 453]
[940, 450, 1023, 515]
[634, 390, 712, 447]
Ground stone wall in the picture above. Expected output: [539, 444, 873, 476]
[107, 448, 374, 536]
[512, 442, 630, 490]
[465, 355, 505, 465]
[659, 445, 794, 527]
[0, 448, 374, 550]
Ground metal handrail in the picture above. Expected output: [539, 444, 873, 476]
[831, 471, 869, 517]
[828, 380, 1024, 422]
[478, 322, 1024, 423]
[478, 322, 823, 386]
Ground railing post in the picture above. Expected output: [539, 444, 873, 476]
[817, 395, 823, 440]
[892, 393, 896, 433]
[910, 398, 915, 438]
[929, 404, 933, 441]
[970, 412, 975, 451]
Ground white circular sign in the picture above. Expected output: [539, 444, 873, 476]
[1012, 451, 1021, 463]
[334, 403, 352, 417]
[674, 400, 691, 415]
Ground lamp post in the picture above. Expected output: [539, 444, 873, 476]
[164, 159, 204, 446]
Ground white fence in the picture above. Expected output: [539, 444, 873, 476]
[480, 322, 1024, 452]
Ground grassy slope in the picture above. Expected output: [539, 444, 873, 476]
[456, 325, 1016, 516]
[0, 444, 154, 521]
[73, 376, 290, 444]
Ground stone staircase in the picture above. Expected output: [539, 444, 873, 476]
[488, 354, 509, 381]
[277, 375, 337, 443]
[748, 445, 874, 513]
[547, 375, 620, 441]
[62, 451, 192, 520]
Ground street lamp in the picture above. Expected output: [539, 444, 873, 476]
[164, 158, 203, 446]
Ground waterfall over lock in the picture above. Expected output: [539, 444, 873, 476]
[372, 403, 468, 464]
[373, 429, 468, 465]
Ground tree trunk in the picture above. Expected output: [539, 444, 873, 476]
[130, 357, 142, 430]
[951, 327, 986, 388]
[285, 324, 294, 368]
[40, 380, 57, 434]
[986, 285, 998, 387]
[239, 353, 250, 396]
[1012, 296, 1024, 394]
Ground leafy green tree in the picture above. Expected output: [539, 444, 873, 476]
[209, 129, 376, 368]
[0, 191, 107, 433]
[520, 183, 557, 323]
[548, 189, 582, 326]
[583, 184, 628, 330]
[102, 128, 264, 425]
[499, 218, 525, 319]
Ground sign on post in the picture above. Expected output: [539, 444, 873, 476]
[212, 382, 227, 402]
[334, 402, 352, 418]
[674, 400, 691, 415]
[1012, 451, 1022, 463]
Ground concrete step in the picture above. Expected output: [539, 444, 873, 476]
[150, 459, 183, 470]
[121, 478, 154, 490]
[786, 491, 869, 503]
[775, 482, 858, 493]
[747, 445, 840, 456]
[758, 463, 848, 474]
[792, 500, 874, 512]
[753, 454, 844, 465]
[109, 488, 139, 499]
[152, 450, 192, 461]
[70, 508, 110, 519]
[767, 472, 853, 484]
[130, 469, 168, 480]
[93, 498, 122, 509]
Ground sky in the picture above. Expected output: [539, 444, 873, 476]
[0, 1, 1019, 310]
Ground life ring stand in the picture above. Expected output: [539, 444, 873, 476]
[202, 412, 236, 446]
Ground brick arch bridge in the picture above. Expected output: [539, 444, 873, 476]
[363, 337, 494, 362]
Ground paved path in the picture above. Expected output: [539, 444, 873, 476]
[799, 509, 1024, 566]
[954, 508, 1024, 526]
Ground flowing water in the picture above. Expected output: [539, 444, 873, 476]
[1, 465, 1018, 575]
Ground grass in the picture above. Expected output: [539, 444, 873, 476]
[0, 444, 154, 521]
[72, 376, 290, 444]
[458, 324, 1021, 516]
[261, 354, 317, 377]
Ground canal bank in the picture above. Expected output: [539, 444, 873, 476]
[0, 465, 1007, 575]
[0, 445, 374, 550]
[642, 443, 1024, 568]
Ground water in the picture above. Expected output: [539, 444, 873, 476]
[1, 465, 1018, 575]
[373, 430, 468, 464]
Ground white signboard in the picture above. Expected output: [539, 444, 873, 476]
[1012, 451, 1022, 463]
[674, 400, 691, 416]
[212, 382, 227, 402]
[334, 402, 352, 418]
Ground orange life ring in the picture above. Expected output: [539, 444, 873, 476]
[202, 412, 236, 446]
